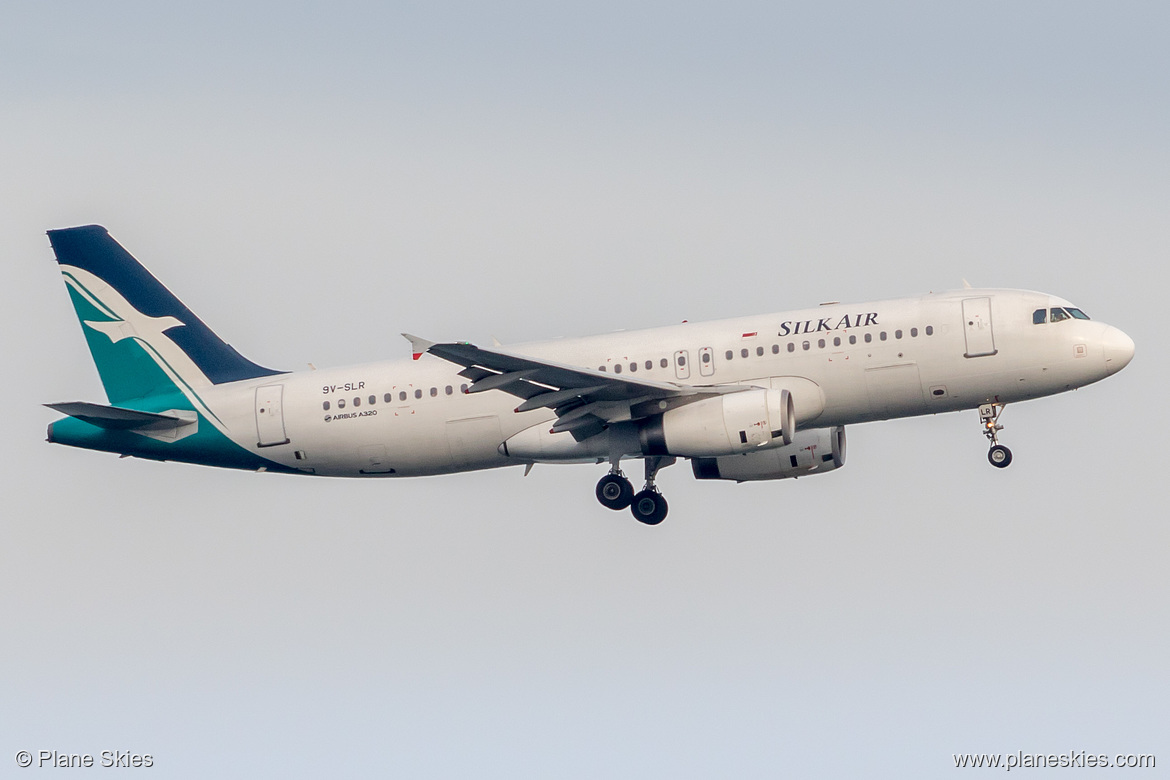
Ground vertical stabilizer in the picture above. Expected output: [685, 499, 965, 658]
[47, 225, 283, 404]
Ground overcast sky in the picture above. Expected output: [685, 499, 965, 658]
[2, 2, 1167, 777]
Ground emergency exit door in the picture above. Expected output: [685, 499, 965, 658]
[255, 384, 290, 447]
[962, 297, 997, 358]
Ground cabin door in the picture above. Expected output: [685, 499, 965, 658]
[255, 384, 290, 447]
[962, 297, 997, 358]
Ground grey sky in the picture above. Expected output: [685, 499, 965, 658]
[2, 2, 1166, 777]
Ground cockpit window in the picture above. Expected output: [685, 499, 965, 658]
[1050, 307, 1071, 323]
[1067, 307, 1090, 320]
[1033, 308, 1046, 324]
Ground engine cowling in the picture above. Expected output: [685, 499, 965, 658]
[640, 388, 794, 458]
[690, 426, 846, 482]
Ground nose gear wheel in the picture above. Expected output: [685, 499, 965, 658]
[979, 403, 1013, 468]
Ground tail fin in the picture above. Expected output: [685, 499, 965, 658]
[48, 225, 284, 404]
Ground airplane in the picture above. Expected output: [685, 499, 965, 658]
[43, 225, 1135, 524]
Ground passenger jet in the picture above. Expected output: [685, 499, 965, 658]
[44, 225, 1135, 524]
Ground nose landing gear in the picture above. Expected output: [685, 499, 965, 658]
[980, 403, 1012, 468]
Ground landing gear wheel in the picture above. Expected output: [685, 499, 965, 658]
[979, 404, 1013, 469]
[596, 473, 634, 510]
[630, 490, 668, 525]
[988, 444, 1013, 468]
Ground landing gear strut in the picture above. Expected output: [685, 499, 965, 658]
[629, 456, 674, 525]
[979, 403, 1013, 468]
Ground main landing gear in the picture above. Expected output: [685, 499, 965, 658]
[595, 456, 675, 525]
[596, 471, 634, 510]
[980, 403, 1013, 468]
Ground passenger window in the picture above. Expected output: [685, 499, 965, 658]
[772, 344, 779, 354]
[864, 333, 872, 343]
[353, 397, 361, 407]
[677, 355, 686, 366]
[1051, 307, 1070, 322]
[1033, 308, 1047, 324]
[910, 328, 918, 337]
[725, 350, 733, 360]
[849, 335, 856, 344]
[925, 325, 934, 335]
[598, 366, 606, 372]
[895, 330, 902, 339]
[323, 401, 330, 411]
[460, 384, 469, 393]
[430, 387, 438, 397]
[817, 338, 825, 348]
[880, 332, 887, 341]
[446, 385, 453, 395]
[833, 336, 840, 347]
[741, 348, 749, 358]
[614, 364, 622, 374]
[399, 391, 407, 401]
[660, 358, 668, 368]
[414, 389, 422, 399]
[629, 362, 637, 372]
[787, 343, 795, 353]
[756, 346, 764, 356]
[802, 341, 810, 351]
[1067, 308, 1090, 320]
[384, 393, 392, 403]
[702, 352, 711, 363]
[369, 395, 376, 405]
[645, 360, 652, 370]
[338, 399, 345, 408]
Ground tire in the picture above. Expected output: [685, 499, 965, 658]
[630, 490, 668, 525]
[596, 474, 634, 510]
[988, 444, 1013, 468]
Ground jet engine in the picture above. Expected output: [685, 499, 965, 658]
[690, 426, 846, 482]
[640, 388, 794, 457]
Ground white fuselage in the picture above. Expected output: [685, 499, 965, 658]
[202, 288, 1125, 477]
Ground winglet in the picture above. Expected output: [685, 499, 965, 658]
[401, 333, 436, 361]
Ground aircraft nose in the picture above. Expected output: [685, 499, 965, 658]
[1102, 325, 1135, 375]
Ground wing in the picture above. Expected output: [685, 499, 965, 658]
[408, 335, 736, 440]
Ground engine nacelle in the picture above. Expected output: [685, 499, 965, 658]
[690, 426, 846, 482]
[640, 388, 795, 458]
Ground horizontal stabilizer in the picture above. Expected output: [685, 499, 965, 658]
[45, 401, 194, 432]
